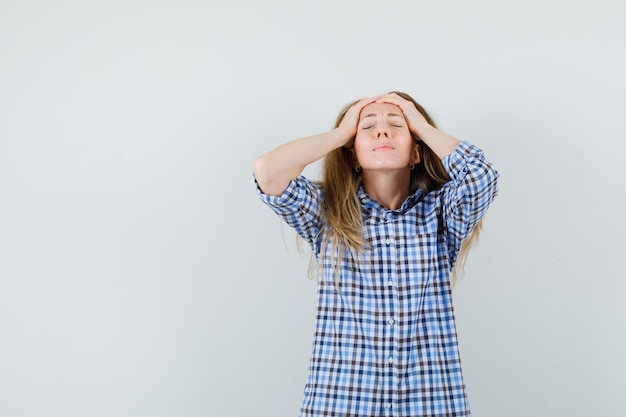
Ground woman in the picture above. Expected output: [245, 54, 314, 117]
[253, 92, 499, 416]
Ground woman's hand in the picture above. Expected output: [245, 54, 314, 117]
[337, 96, 379, 148]
[375, 93, 430, 137]
[376, 93, 461, 158]
[253, 97, 378, 196]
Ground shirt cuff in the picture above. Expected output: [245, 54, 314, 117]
[254, 174, 304, 212]
[441, 140, 478, 183]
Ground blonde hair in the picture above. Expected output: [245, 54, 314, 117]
[312, 91, 482, 286]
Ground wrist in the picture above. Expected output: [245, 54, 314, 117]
[333, 126, 356, 147]
[411, 121, 436, 137]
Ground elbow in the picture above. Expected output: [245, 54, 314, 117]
[252, 155, 293, 197]
[488, 165, 500, 194]
[252, 155, 266, 179]
[252, 155, 279, 195]
[478, 159, 499, 191]
[252, 155, 268, 187]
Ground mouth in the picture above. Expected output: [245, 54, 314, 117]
[373, 143, 395, 151]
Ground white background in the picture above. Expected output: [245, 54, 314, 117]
[1, 1, 625, 416]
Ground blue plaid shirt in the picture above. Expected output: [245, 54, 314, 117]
[256, 141, 499, 417]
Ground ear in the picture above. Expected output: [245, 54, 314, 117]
[410, 142, 422, 165]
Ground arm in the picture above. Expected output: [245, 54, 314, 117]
[376, 93, 498, 245]
[253, 129, 349, 196]
[252, 97, 378, 196]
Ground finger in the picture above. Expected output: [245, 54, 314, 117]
[343, 97, 379, 124]
[375, 94, 405, 106]
[375, 95, 426, 130]
[353, 96, 379, 111]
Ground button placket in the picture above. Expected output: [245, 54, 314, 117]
[387, 213, 399, 416]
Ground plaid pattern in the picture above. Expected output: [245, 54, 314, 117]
[256, 141, 499, 417]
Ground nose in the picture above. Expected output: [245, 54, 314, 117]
[376, 128, 389, 139]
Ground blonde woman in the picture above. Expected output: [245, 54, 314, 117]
[253, 92, 499, 417]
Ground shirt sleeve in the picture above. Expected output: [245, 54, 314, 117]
[254, 174, 325, 256]
[440, 140, 499, 259]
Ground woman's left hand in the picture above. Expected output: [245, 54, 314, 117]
[375, 93, 430, 137]
[376, 93, 461, 158]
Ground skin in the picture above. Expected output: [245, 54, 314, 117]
[352, 101, 420, 209]
[375, 94, 460, 159]
[253, 93, 462, 210]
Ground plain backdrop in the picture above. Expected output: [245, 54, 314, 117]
[1, 1, 625, 416]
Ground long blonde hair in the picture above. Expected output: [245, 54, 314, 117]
[317, 91, 482, 286]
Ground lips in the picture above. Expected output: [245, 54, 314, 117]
[373, 143, 395, 151]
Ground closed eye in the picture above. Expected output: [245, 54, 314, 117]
[388, 115, 405, 128]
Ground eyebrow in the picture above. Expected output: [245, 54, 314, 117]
[360, 113, 404, 120]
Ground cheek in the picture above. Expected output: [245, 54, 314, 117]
[404, 135, 419, 150]
[354, 130, 368, 142]
[352, 145, 364, 161]
[353, 133, 369, 151]
[353, 145, 371, 165]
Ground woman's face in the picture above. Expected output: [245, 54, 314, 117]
[353, 102, 420, 171]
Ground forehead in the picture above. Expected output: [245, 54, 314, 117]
[359, 102, 402, 118]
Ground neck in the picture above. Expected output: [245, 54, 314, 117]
[361, 169, 411, 210]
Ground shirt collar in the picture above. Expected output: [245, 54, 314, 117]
[358, 185, 423, 215]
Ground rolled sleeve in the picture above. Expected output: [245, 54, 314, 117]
[441, 141, 499, 252]
[254, 174, 325, 255]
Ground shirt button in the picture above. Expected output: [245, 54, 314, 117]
[387, 280, 393, 286]
[388, 318, 395, 325]
[384, 402, 392, 409]
[385, 238, 391, 245]
[388, 357, 394, 364]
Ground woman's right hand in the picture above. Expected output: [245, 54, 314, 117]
[253, 96, 377, 196]
[336, 97, 378, 148]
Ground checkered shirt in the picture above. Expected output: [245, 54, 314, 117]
[256, 141, 499, 417]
